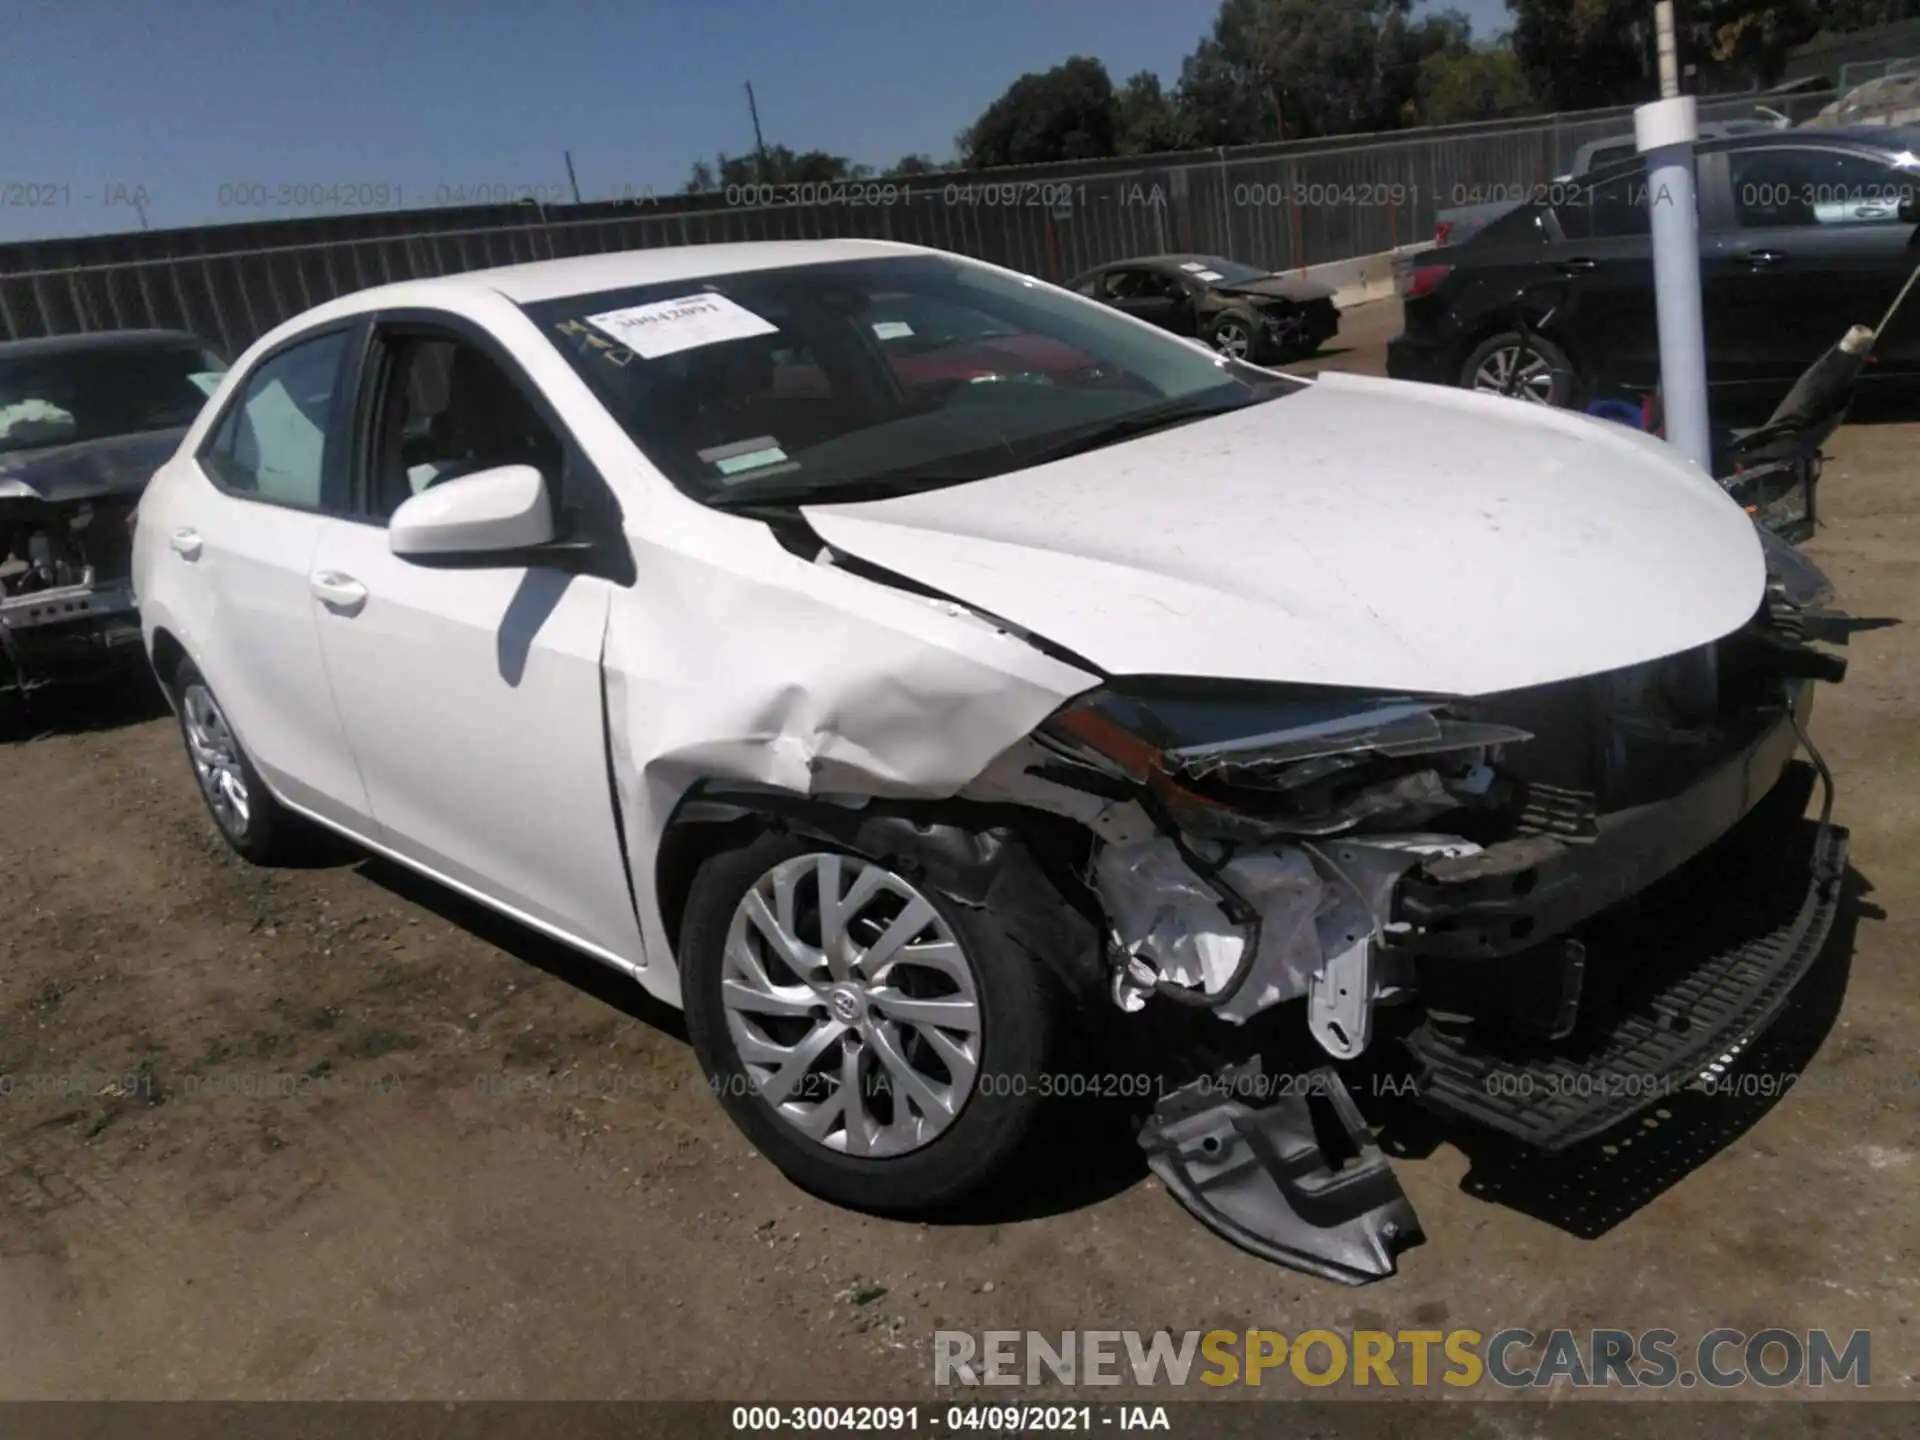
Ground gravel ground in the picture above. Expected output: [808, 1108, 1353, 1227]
[0, 299, 1914, 1404]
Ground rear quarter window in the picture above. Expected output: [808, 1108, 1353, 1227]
[1552, 167, 1653, 240]
[1469, 205, 1550, 249]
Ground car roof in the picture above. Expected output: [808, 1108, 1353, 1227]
[1576, 120, 1794, 154]
[232, 240, 976, 372]
[1066, 254, 1233, 285]
[1088, 254, 1225, 272]
[1570, 124, 1920, 188]
[1570, 121, 1920, 173]
[1816, 123, 1920, 150]
[292, 240, 931, 322]
[0, 328, 211, 359]
[1710, 124, 1920, 153]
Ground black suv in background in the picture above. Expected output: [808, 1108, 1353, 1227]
[1388, 126, 1920, 407]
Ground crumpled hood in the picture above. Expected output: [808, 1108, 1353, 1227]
[1214, 276, 1336, 304]
[803, 372, 1768, 697]
[0, 427, 186, 505]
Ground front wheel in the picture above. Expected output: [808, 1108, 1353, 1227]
[1460, 330, 1582, 407]
[679, 830, 1067, 1212]
[1206, 310, 1265, 363]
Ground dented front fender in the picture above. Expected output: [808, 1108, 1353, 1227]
[601, 517, 1100, 1005]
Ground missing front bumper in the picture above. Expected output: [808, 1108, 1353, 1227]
[0, 579, 143, 691]
[1405, 780, 1848, 1151]
[1392, 702, 1806, 961]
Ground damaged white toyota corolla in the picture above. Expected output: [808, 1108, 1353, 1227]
[134, 240, 1851, 1281]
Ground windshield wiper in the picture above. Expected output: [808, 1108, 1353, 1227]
[704, 474, 931, 511]
[704, 387, 1298, 512]
[1015, 397, 1259, 468]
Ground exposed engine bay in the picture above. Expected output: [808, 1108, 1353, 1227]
[0, 329, 222, 718]
[0, 479, 146, 708]
[945, 525, 1852, 1280]
[970, 526, 1842, 1036]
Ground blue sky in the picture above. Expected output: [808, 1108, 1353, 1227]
[1, 0, 1511, 242]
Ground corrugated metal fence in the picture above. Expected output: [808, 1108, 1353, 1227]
[0, 88, 1829, 359]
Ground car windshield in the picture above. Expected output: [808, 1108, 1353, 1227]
[522, 254, 1299, 507]
[0, 341, 226, 455]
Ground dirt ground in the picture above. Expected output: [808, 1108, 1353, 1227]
[1, 298, 1916, 1404]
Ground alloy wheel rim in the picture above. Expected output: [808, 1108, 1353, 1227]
[720, 852, 982, 1158]
[1213, 322, 1251, 359]
[1473, 343, 1556, 404]
[182, 684, 251, 837]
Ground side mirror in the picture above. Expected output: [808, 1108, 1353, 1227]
[389, 463, 556, 563]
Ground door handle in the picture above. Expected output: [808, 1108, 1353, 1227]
[169, 528, 202, 560]
[1557, 257, 1598, 274]
[311, 571, 369, 614]
[1745, 248, 1789, 267]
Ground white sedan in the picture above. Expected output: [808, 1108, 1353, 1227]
[133, 239, 1842, 1229]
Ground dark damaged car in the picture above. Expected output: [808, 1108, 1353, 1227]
[131, 242, 1851, 1284]
[1, 330, 226, 723]
[1068, 254, 1340, 363]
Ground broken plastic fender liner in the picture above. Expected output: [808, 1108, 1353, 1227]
[1139, 1060, 1422, 1285]
[600, 528, 1100, 1005]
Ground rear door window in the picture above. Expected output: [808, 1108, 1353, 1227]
[1555, 167, 1654, 240]
[1578, 141, 1636, 174]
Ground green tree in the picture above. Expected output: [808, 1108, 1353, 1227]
[1694, 1, 1820, 87]
[1414, 45, 1536, 123]
[1507, 0, 1856, 109]
[886, 153, 942, 176]
[683, 145, 872, 192]
[1114, 71, 1193, 154]
[1506, 0, 1655, 110]
[959, 56, 1119, 167]
[1174, 0, 1479, 144]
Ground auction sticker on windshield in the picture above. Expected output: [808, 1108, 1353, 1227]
[697, 436, 797, 482]
[585, 293, 778, 359]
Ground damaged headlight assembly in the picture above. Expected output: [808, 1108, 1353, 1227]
[1037, 683, 1531, 1058]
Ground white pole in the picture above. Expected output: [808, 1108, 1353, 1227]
[1656, 2, 1680, 100]
[1636, 94, 1712, 472]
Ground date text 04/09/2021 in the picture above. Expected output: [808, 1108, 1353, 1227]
[728, 1404, 1172, 1432]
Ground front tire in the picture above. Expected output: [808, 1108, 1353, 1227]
[680, 829, 1065, 1212]
[1206, 309, 1265, 363]
[173, 658, 315, 865]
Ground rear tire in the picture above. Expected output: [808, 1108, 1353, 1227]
[1460, 330, 1582, 407]
[680, 828, 1067, 1213]
[173, 658, 316, 865]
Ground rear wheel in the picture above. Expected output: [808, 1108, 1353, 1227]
[680, 829, 1066, 1212]
[174, 658, 316, 864]
[1460, 330, 1581, 407]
